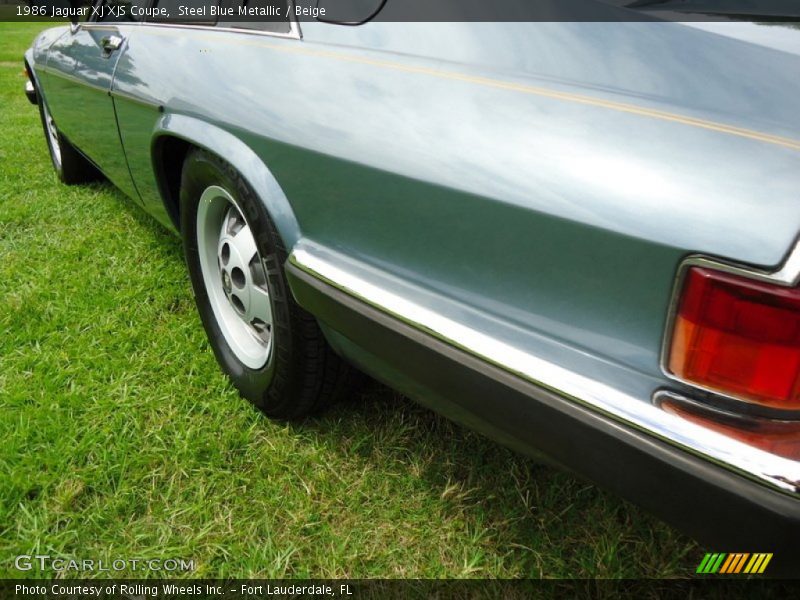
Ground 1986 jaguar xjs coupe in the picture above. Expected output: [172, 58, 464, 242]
[23, 0, 800, 567]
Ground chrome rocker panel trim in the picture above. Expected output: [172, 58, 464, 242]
[288, 239, 800, 497]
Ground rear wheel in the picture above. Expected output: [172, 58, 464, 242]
[180, 149, 352, 419]
[38, 95, 100, 184]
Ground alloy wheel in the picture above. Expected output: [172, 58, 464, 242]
[196, 185, 273, 369]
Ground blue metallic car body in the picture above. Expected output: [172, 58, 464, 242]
[25, 13, 800, 561]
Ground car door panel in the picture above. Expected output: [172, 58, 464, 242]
[43, 24, 139, 200]
[109, 28, 174, 229]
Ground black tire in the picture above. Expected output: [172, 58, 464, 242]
[180, 148, 352, 420]
[37, 96, 101, 185]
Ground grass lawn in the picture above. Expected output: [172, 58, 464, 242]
[0, 22, 696, 578]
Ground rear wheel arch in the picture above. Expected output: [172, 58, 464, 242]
[150, 117, 302, 248]
[178, 148, 355, 418]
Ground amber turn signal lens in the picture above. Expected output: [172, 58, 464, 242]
[667, 267, 800, 409]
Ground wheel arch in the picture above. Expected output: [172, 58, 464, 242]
[150, 114, 302, 248]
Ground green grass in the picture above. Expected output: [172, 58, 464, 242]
[0, 22, 696, 579]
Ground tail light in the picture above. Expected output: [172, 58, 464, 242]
[666, 266, 800, 410]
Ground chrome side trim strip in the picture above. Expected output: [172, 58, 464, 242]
[659, 238, 800, 408]
[288, 239, 800, 496]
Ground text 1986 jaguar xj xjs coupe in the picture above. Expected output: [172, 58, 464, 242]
[23, 0, 800, 567]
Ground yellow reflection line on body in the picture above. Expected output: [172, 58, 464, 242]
[141, 26, 800, 152]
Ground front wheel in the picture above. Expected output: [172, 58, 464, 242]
[180, 149, 352, 419]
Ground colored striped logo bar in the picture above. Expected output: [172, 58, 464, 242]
[696, 553, 773, 574]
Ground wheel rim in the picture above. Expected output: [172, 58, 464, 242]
[197, 185, 273, 369]
[42, 101, 61, 169]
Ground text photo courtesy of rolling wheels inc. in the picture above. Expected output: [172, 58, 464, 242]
[2, 0, 800, 591]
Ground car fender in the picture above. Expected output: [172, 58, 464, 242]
[151, 113, 302, 248]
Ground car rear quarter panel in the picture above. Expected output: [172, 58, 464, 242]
[109, 21, 800, 400]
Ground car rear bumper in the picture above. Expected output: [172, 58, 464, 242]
[285, 240, 800, 574]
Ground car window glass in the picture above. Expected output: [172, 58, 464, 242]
[94, 0, 149, 22]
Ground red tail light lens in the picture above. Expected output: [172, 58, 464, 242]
[667, 267, 800, 409]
